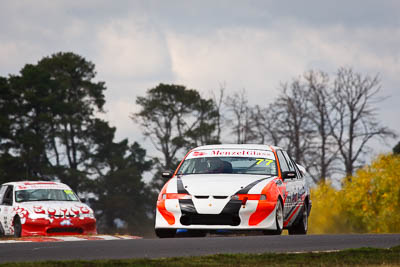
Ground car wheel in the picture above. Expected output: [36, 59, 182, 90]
[0, 223, 5, 237]
[288, 203, 308, 235]
[155, 228, 176, 238]
[263, 200, 283, 235]
[13, 216, 22, 238]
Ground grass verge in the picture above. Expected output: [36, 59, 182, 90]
[2, 246, 400, 266]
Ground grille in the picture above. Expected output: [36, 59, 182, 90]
[49, 214, 79, 218]
[47, 227, 83, 234]
[194, 196, 209, 199]
[193, 196, 228, 199]
[180, 214, 240, 226]
[213, 196, 228, 199]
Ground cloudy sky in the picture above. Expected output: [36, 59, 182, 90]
[1, 0, 399, 159]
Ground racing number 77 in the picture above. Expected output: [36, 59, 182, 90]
[256, 159, 273, 166]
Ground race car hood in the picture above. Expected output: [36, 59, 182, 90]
[15, 201, 93, 217]
[177, 174, 274, 196]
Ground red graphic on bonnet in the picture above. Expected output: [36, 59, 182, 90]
[34, 206, 45, 214]
[11, 204, 97, 237]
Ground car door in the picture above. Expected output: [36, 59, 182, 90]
[276, 150, 296, 221]
[0, 185, 14, 235]
[291, 160, 308, 210]
[282, 151, 305, 223]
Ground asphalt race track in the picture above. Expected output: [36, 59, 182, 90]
[1, 234, 400, 263]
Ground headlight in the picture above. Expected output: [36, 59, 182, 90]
[161, 193, 192, 200]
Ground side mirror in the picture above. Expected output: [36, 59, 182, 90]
[161, 171, 173, 179]
[282, 171, 297, 180]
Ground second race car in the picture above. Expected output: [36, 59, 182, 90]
[0, 181, 97, 237]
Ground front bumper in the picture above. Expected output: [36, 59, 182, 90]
[21, 217, 97, 236]
[155, 198, 278, 230]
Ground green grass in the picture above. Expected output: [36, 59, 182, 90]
[2, 246, 400, 267]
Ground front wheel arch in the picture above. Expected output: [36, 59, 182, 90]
[276, 197, 284, 230]
[263, 197, 283, 235]
[288, 201, 308, 235]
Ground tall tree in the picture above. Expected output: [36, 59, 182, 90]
[88, 120, 153, 234]
[3, 52, 106, 191]
[0, 77, 26, 183]
[210, 85, 226, 142]
[133, 83, 219, 171]
[304, 71, 338, 182]
[329, 67, 396, 177]
[250, 104, 281, 146]
[274, 79, 314, 164]
[225, 89, 255, 144]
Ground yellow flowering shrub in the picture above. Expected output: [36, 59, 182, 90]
[308, 154, 400, 234]
[341, 154, 400, 233]
[308, 181, 350, 234]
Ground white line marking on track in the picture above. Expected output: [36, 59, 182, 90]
[0, 235, 142, 243]
[0, 240, 29, 243]
[95, 235, 121, 240]
[52, 236, 86, 242]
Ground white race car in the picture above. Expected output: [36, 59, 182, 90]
[155, 144, 311, 237]
[0, 181, 96, 237]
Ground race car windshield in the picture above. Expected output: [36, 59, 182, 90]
[177, 156, 278, 175]
[14, 189, 80, 203]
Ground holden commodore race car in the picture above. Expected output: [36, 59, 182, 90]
[155, 144, 311, 238]
[0, 181, 96, 237]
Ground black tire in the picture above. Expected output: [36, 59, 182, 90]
[187, 230, 207, 237]
[0, 222, 5, 237]
[13, 216, 22, 238]
[263, 200, 283, 235]
[288, 203, 308, 235]
[155, 228, 176, 238]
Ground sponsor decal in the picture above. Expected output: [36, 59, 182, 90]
[15, 182, 68, 190]
[187, 149, 275, 159]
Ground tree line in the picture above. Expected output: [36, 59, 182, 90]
[133, 70, 396, 186]
[1, 52, 397, 234]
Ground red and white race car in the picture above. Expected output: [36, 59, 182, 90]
[155, 144, 311, 238]
[0, 181, 97, 237]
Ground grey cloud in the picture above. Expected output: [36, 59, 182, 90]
[0, 0, 399, 150]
